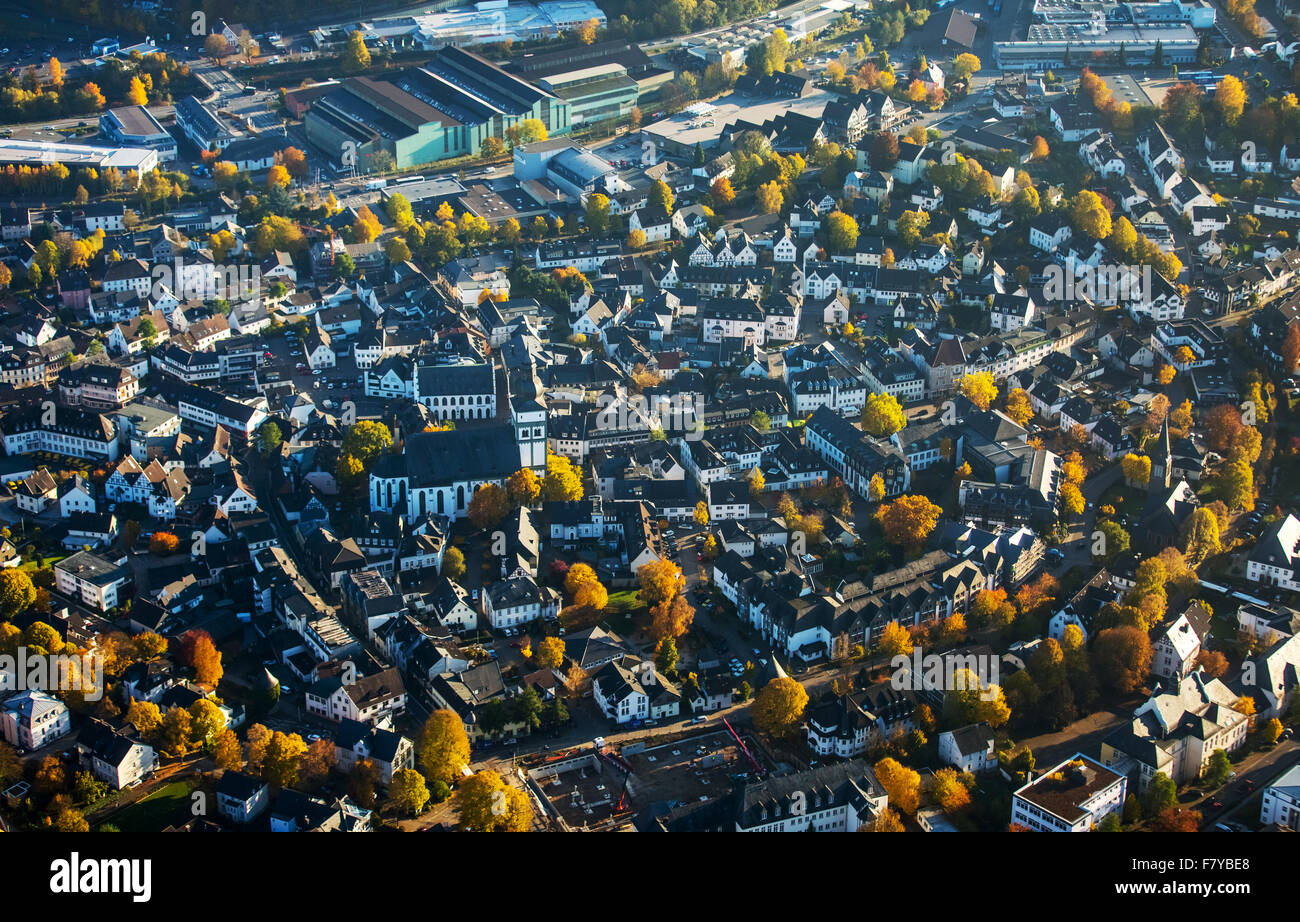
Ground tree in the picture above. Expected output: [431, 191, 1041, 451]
[868, 807, 905, 831]
[875, 757, 921, 814]
[0, 569, 36, 618]
[256, 421, 283, 458]
[746, 467, 765, 498]
[1070, 189, 1112, 240]
[1214, 74, 1246, 126]
[1121, 453, 1152, 487]
[565, 563, 600, 598]
[299, 738, 336, 792]
[1093, 520, 1131, 564]
[543, 451, 584, 502]
[441, 546, 466, 581]
[342, 30, 371, 73]
[750, 676, 808, 739]
[1282, 323, 1300, 375]
[1181, 507, 1221, 563]
[583, 193, 612, 236]
[456, 770, 532, 831]
[1143, 772, 1177, 817]
[467, 483, 511, 530]
[1004, 388, 1034, 427]
[861, 392, 906, 438]
[878, 620, 914, 659]
[693, 501, 710, 526]
[959, 372, 998, 410]
[1205, 749, 1231, 786]
[342, 420, 392, 467]
[1153, 807, 1201, 832]
[637, 559, 685, 611]
[646, 590, 692, 640]
[506, 468, 541, 507]
[212, 729, 242, 771]
[126, 700, 163, 738]
[386, 768, 431, 817]
[896, 209, 930, 248]
[1214, 458, 1254, 511]
[868, 473, 886, 503]
[1263, 717, 1284, 744]
[417, 709, 471, 786]
[826, 211, 859, 253]
[534, 636, 565, 670]
[626, 229, 646, 250]
[875, 494, 943, 553]
[246, 724, 273, 775]
[188, 699, 226, 747]
[1092, 626, 1151, 694]
[192, 633, 223, 686]
[263, 731, 309, 788]
[1060, 482, 1085, 519]
[756, 181, 783, 214]
[648, 179, 675, 215]
[931, 767, 971, 813]
[953, 53, 982, 80]
[711, 176, 736, 206]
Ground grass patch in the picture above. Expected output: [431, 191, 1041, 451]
[97, 780, 194, 833]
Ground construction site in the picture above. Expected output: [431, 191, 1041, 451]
[523, 721, 770, 831]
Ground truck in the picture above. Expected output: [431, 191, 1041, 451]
[365, 178, 389, 191]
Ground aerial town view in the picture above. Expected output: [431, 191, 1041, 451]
[0, 0, 1296, 871]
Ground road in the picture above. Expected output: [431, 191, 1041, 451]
[1197, 738, 1299, 829]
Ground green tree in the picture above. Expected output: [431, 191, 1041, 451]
[256, 421, 283, 458]
[1143, 772, 1177, 818]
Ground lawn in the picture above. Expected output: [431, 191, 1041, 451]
[603, 590, 648, 635]
[97, 780, 194, 832]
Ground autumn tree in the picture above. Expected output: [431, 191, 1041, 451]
[342, 30, 372, 73]
[467, 483, 511, 529]
[1121, 453, 1152, 487]
[192, 633, 223, 686]
[875, 494, 943, 553]
[875, 757, 920, 814]
[1091, 626, 1152, 694]
[637, 559, 685, 611]
[756, 181, 783, 214]
[1004, 388, 1034, 427]
[456, 769, 533, 831]
[648, 592, 693, 642]
[931, 767, 972, 813]
[441, 546, 466, 581]
[542, 451, 583, 501]
[0, 569, 36, 618]
[262, 731, 309, 788]
[534, 636, 566, 670]
[861, 392, 907, 438]
[1181, 506, 1221, 563]
[750, 676, 809, 739]
[959, 371, 998, 410]
[417, 709, 471, 786]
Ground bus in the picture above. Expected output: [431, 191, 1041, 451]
[394, 174, 426, 185]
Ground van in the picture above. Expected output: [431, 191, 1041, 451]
[365, 178, 389, 191]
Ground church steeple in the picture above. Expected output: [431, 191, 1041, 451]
[1152, 414, 1172, 489]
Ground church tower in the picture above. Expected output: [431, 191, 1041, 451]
[1151, 415, 1173, 489]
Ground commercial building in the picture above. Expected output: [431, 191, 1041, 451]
[315, 1, 609, 50]
[0, 139, 156, 183]
[305, 45, 570, 170]
[510, 41, 674, 126]
[513, 138, 615, 197]
[99, 105, 178, 162]
[994, 21, 1199, 70]
[1011, 754, 1127, 832]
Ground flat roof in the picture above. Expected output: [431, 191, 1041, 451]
[105, 105, 167, 138]
[0, 138, 157, 171]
